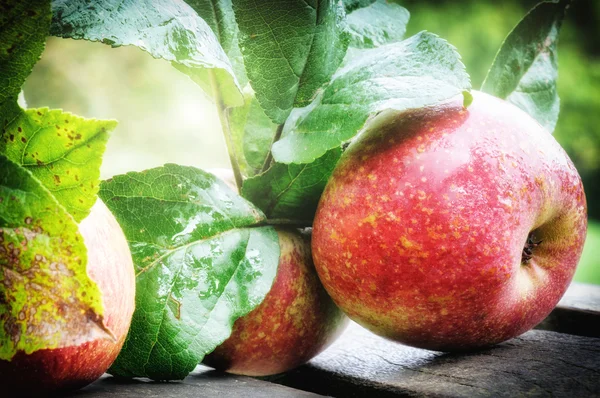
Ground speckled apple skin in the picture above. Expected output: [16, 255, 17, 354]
[0, 200, 135, 395]
[203, 228, 348, 376]
[312, 91, 587, 351]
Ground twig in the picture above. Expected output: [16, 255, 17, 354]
[209, 70, 244, 190]
[260, 123, 284, 173]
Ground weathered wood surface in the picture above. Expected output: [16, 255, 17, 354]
[273, 322, 600, 397]
[273, 282, 600, 397]
[66, 282, 600, 397]
[65, 366, 325, 397]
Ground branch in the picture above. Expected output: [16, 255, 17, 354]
[209, 70, 244, 190]
[260, 123, 284, 173]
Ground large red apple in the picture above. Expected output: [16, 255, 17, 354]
[312, 90, 587, 351]
[203, 228, 348, 376]
[0, 199, 135, 394]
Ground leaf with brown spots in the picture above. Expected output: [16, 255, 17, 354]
[0, 108, 116, 222]
[0, 0, 114, 223]
[0, 155, 110, 361]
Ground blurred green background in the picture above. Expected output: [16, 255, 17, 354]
[23, 0, 599, 284]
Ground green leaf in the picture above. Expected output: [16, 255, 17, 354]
[342, 0, 376, 13]
[100, 164, 279, 380]
[0, 0, 50, 111]
[345, 0, 410, 48]
[272, 31, 472, 164]
[242, 148, 341, 220]
[0, 155, 110, 361]
[185, 0, 248, 87]
[1, 108, 115, 222]
[228, 88, 278, 177]
[50, 0, 243, 107]
[232, 0, 349, 124]
[481, 0, 570, 133]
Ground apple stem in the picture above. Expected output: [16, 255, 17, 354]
[522, 232, 542, 264]
[260, 124, 285, 173]
[209, 70, 244, 191]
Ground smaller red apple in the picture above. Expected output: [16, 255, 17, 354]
[0, 199, 135, 395]
[203, 228, 348, 376]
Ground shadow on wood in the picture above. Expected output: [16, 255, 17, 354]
[273, 323, 600, 397]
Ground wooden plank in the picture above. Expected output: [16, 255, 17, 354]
[273, 322, 600, 397]
[557, 282, 600, 313]
[536, 282, 600, 338]
[66, 366, 325, 397]
[65, 282, 600, 397]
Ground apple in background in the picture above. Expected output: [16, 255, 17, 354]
[312, 90, 587, 351]
[0, 199, 136, 395]
[203, 228, 348, 376]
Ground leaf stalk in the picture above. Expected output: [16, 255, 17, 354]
[261, 123, 284, 173]
[209, 70, 244, 190]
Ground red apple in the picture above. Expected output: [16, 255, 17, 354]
[203, 228, 348, 376]
[0, 199, 136, 394]
[312, 90, 587, 351]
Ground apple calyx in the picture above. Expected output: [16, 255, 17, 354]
[521, 233, 543, 264]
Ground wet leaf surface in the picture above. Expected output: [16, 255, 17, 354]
[100, 164, 280, 380]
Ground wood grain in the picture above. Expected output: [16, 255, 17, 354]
[65, 283, 600, 397]
[273, 322, 600, 397]
[65, 366, 325, 397]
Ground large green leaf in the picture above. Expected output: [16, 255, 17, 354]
[0, 155, 110, 361]
[100, 164, 279, 380]
[342, 0, 376, 13]
[50, 0, 243, 107]
[232, 0, 349, 124]
[242, 148, 341, 220]
[1, 108, 115, 222]
[185, 0, 248, 87]
[481, 0, 570, 133]
[345, 0, 410, 48]
[272, 31, 472, 164]
[0, 0, 50, 111]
